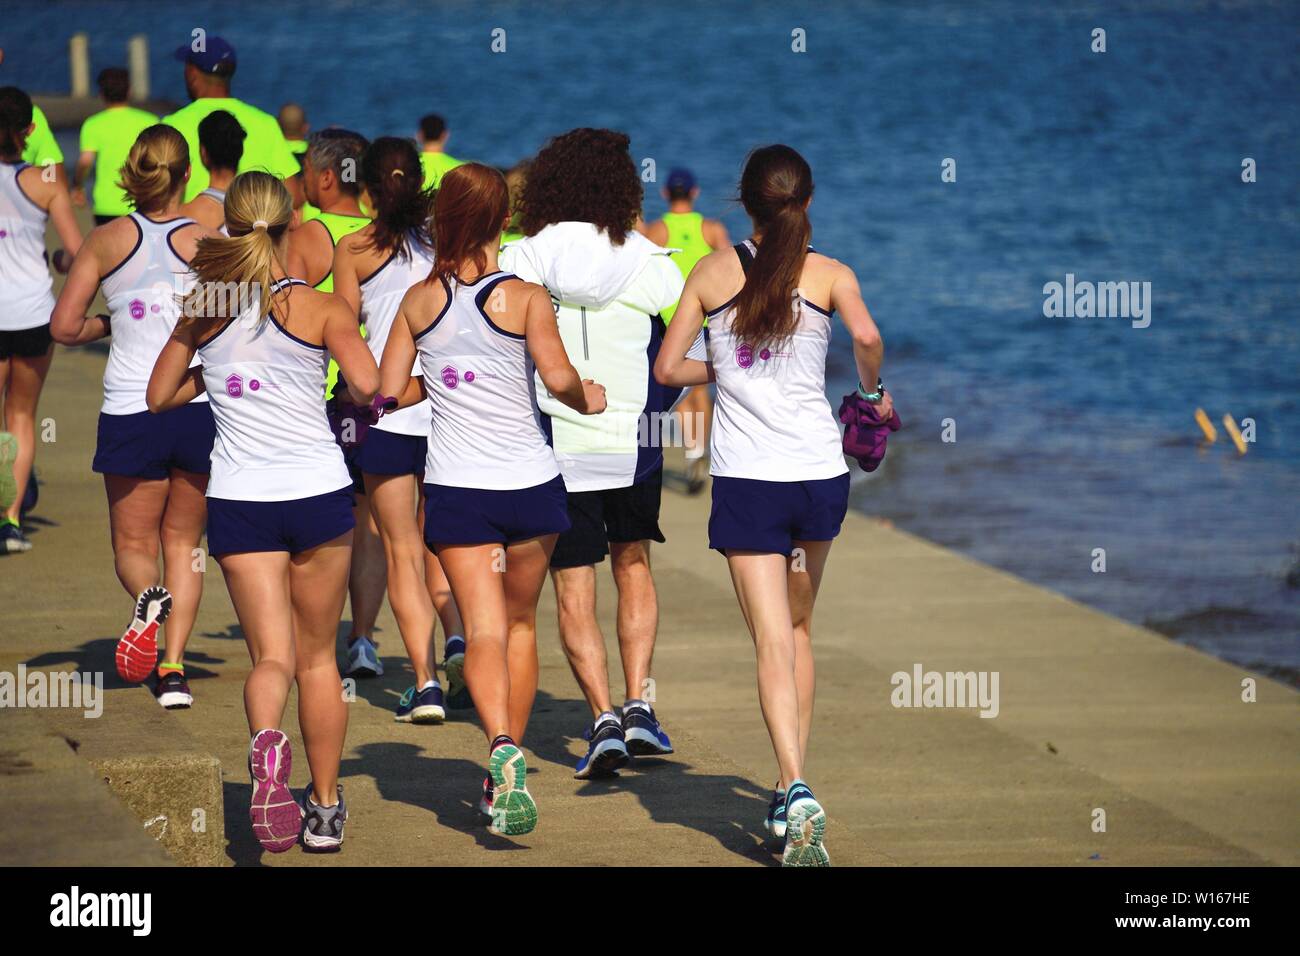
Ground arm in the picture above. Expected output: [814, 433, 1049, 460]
[378, 295, 425, 409]
[705, 218, 731, 250]
[525, 286, 605, 414]
[654, 268, 712, 387]
[46, 165, 84, 263]
[830, 264, 892, 416]
[147, 324, 206, 412]
[322, 296, 380, 404]
[71, 150, 95, 206]
[50, 237, 110, 345]
[331, 237, 362, 317]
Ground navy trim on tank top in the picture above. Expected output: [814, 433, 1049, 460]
[358, 248, 398, 288]
[165, 221, 197, 267]
[718, 240, 831, 317]
[99, 215, 144, 282]
[267, 281, 327, 351]
[475, 273, 524, 340]
[11, 163, 45, 214]
[413, 275, 453, 341]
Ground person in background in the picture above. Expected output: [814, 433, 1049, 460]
[0, 86, 82, 554]
[179, 109, 245, 232]
[73, 68, 158, 225]
[416, 113, 464, 190]
[162, 35, 302, 207]
[0, 49, 63, 169]
[285, 128, 388, 680]
[641, 167, 730, 494]
[500, 159, 528, 247]
[277, 102, 310, 168]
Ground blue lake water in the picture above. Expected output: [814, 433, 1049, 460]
[8, 0, 1298, 679]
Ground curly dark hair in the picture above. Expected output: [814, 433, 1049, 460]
[519, 128, 642, 245]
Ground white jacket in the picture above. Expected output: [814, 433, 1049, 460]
[501, 222, 685, 491]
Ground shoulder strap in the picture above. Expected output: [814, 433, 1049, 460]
[733, 240, 755, 273]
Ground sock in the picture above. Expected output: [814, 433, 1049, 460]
[157, 662, 184, 675]
[490, 734, 514, 753]
[445, 634, 465, 650]
[420, 679, 439, 691]
[623, 698, 648, 712]
[0, 517, 18, 529]
[684, 445, 705, 462]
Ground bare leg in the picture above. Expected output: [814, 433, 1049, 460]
[366, 473, 435, 685]
[1, 349, 52, 524]
[501, 536, 554, 742]
[347, 493, 387, 641]
[158, 469, 208, 667]
[726, 550, 803, 791]
[609, 540, 657, 703]
[217, 551, 295, 734]
[290, 532, 353, 803]
[436, 542, 511, 741]
[788, 540, 832, 766]
[104, 475, 168, 599]
[551, 564, 613, 717]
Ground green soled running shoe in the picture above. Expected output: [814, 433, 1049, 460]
[0, 432, 17, 512]
[782, 781, 830, 867]
[487, 741, 537, 836]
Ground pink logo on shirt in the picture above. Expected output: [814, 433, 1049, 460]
[441, 365, 459, 389]
[129, 299, 146, 321]
[735, 343, 754, 368]
[463, 370, 475, 383]
[225, 374, 244, 398]
[0, 229, 8, 239]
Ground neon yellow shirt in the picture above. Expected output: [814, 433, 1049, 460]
[22, 106, 63, 167]
[163, 97, 299, 202]
[420, 150, 463, 190]
[79, 105, 158, 216]
[311, 209, 373, 396]
[660, 211, 712, 321]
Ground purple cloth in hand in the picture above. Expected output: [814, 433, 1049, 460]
[329, 395, 396, 449]
[838, 391, 901, 472]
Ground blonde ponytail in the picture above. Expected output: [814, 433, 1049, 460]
[180, 171, 293, 326]
[118, 125, 190, 213]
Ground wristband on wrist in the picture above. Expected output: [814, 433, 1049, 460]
[856, 378, 885, 402]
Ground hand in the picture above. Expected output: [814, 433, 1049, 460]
[870, 390, 894, 420]
[52, 249, 73, 274]
[581, 378, 607, 414]
[71, 187, 87, 207]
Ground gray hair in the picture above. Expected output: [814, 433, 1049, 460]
[307, 128, 369, 195]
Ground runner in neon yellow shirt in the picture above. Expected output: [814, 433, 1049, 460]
[162, 35, 301, 205]
[641, 168, 730, 493]
[277, 102, 310, 170]
[22, 104, 62, 168]
[73, 68, 157, 223]
[417, 113, 464, 189]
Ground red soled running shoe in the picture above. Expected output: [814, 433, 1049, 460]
[248, 729, 303, 853]
[115, 585, 172, 683]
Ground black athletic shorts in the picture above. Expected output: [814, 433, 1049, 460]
[0, 324, 53, 360]
[549, 465, 666, 569]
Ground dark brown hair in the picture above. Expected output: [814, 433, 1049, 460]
[362, 136, 433, 259]
[519, 128, 641, 245]
[432, 163, 508, 283]
[0, 86, 33, 159]
[98, 68, 130, 103]
[732, 144, 814, 349]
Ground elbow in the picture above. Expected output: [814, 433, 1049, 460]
[145, 390, 166, 414]
[652, 356, 674, 386]
[353, 370, 381, 404]
[854, 329, 882, 353]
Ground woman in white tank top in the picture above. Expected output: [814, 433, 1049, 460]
[379, 162, 606, 838]
[332, 137, 465, 721]
[0, 86, 82, 554]
[148, 171, 381, 854]
[51, 124, 215, 710]
[655, 145, 892, 867]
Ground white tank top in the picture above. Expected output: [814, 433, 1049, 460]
[100, 213, 207, 414]
[360, 234, 434, 437]
[706, 241, 848, 482]
[198, 278, 351, 501]
[0, 162, 56, 332]
[415, 272, 560, 489]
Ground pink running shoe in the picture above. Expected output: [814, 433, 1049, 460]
[248, 729, 302, 852]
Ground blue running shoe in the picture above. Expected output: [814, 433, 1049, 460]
[442, 636, 472, 709]
[395, 682, 446, 723]
[782, 780, 829, 867]
[574, 711, 629, 779]
[344, 635, 383, 678]
[621, 699, 673, 756]
[764, 787, 787, 840]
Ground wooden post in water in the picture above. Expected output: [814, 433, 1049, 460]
[70, 32, 90, 97]
[128, 35, 150, 101]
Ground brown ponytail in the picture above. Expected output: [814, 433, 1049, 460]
[731, 145, 814, 350]
[118, 125, 190, 214]
[361, 136, 433, 259]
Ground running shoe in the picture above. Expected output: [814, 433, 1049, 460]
[782, 780, 830, 867]
[115, 585, 172, 683]
[394, 682, 446, 723]
[20, 466, 37, 517]
[301, 783, 347, 853]
[621, 699, 674, 756]
[685, 454, 708, 495]
[764, 787, 788, 840]
[248, 729, 302, 853]
[443, 635, 471, 709]
[153, 669, 193, 710]
[344, 635, 383, 677]
[0, 432, 17, 511]
[487, 742, 537, 836]
[574, 711, 629, 779]
[0, 520, 31, 554]
[478, 774, 493, 817]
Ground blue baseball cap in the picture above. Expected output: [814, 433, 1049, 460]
[173, 35, 237, 74]
[666, 167, 696, 192]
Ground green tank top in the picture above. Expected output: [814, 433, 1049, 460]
[661, 211, 712, 322]
[312, 210, 371, 397]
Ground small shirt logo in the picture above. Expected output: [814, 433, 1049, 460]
[735, 343, 754, 368]
[225, 373, 244, 398]
[463, 370, 475, 383]
[441, 365, 459, 389]
[128, 298, 146, 321]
